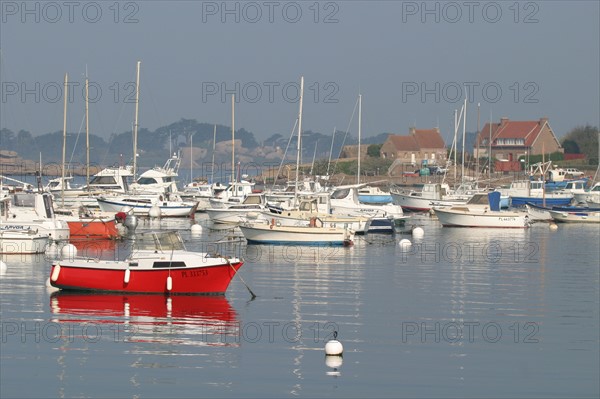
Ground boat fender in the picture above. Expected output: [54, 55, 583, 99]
[51, 264, 61, 282]
[166, 276, 173, 291]
[124, 268, 131, 284]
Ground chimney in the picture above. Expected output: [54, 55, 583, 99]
[539, 117, 548, 125]
[500, 117, 509, 125]
[409, 127, 416, 135]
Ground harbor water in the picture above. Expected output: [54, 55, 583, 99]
[1, 215, 599, 398]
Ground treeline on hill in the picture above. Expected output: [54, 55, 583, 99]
[0, 119, 390, 169]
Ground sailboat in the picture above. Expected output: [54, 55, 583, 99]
[239, 77, 355, 245]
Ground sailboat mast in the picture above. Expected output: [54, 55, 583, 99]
[211, 124, 216, 184]
[453, 109, 458, 182]
[357, 93, 362, 185]
[461, 97, 467, 182]
[326, 126, 336, 177]
[85, 72, 90, 188]
[189, 132, 193, 184]
[61, 73, 68, 207]
[133, 60, 141, 181]
[310, 140, 318, 176]
[231, 94, 235, 184]
[476, 102, 480, 181]
[294, 76, 304, 203]
[488, 110, 492, 182]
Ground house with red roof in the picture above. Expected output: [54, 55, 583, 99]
[474, 117, 563, 171]
[380, 127, 447, 166]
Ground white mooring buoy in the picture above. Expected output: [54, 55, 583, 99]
[549, 223, 558, 230]
[412, 226, 424, 238]
[191, 224, 203, 234]
[61, 244, 77, 260]
[398, 238, 412, 249]
[325, 331, 344, 356]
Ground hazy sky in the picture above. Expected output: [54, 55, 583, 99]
[1, 1, 599, 144]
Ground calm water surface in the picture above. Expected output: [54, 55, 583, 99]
[1, 215, 598, 398]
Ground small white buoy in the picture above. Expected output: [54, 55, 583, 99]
[50, 264, 61, 282]
[61, 244, 77, 260]
[0, 260, 7, 274]
[124, 268, 131, 284]
[398, 238, 412, 249]
[412, 226, 424, 238]
[549, 223, 558, 230]
[325, 331, 344, 356]
[149, 204, 161, 219]
[190, 224, 203, 235]
[166, 276, 173, 291]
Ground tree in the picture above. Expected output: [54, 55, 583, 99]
[562, 139, 580, 154]
[367, 144, 382, 158]
[562, 125, 599, 163]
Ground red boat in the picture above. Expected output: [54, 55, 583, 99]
[50, 231, 243, 295]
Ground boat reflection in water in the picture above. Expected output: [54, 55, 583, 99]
[69, 239, 118, 259]
[49, 292, 240, 347]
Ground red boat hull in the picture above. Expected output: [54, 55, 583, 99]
[50, 261, 243, 295]
[67, 219, 119, 239]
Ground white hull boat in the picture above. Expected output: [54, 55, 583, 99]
[0, 230, 49, 254]
[239, 219, 354, 246]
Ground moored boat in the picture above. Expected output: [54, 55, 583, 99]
[49, 231, 243, 294]
[239, 218, 354, 246]
[0, 229, 49, 254]
[433, 192, 530, 228]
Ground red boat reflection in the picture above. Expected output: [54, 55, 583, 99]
[69, 239, 118, 259]
[49, 292, 240, 346]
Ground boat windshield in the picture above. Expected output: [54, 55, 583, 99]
[133, 231, 186, 251]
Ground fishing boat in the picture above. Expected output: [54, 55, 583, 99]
[0, 229, 48, 254]
[239, 218, 355, 246]
[1, 192, 70, 241]
[502, 180, 573, 207]
[49, 231, 243, 294]
[433, 192, 530, 228]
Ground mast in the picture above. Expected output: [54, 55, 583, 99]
[133, 61, 141, 181]
[61, 73, 68, 207]
[357, 93, 362, 185]
[461, 96, 467, 183]
[453, 109, 458, 182]
[476, 102, 480, 182]
[231, 94, 235, 184]
[310, 139, 318, 176]
[189, 132, 193, 184]
[326, 126, 336, 177]
[488, 110, 492, 182]
[211, 124, 216, 184]
[294, 76, 304, 204]
[85, 70, 90, 189]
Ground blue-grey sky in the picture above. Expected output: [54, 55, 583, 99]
[1, 1, 599, 144]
